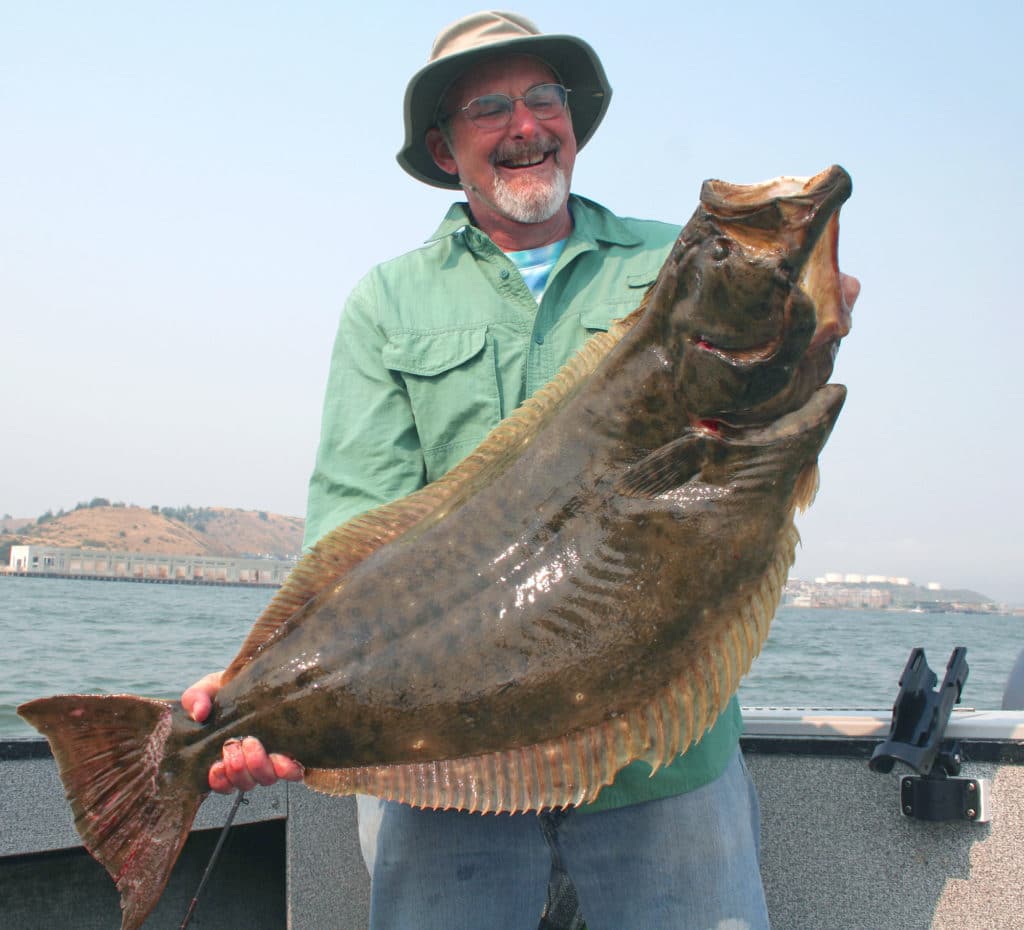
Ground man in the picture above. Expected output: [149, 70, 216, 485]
[183, 11, 860, 929]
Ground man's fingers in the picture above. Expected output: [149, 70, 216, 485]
[182, 689, 212, 723]
[270, 753, 305, 782]
[840, 272, 861, 311]
[221, 738, 259, 792]
[208, 761, 234, 794]
[188, 675, 299, 792]
[242, 737, 279, 787]
[181, 670, 225, 722]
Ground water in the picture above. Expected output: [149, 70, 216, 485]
[736, 604, 1023, 711]
[1, 577, 1022, 739]
[1, 578, 275, 739]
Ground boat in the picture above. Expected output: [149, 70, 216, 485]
[2, 651, 1022, 929]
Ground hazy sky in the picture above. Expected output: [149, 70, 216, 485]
[3, 3, 1022, 604]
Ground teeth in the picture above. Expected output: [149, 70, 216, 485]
[501, 153, 547, 168]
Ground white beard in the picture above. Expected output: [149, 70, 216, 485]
[488, 162, 569, 224]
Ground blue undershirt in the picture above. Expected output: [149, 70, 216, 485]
[506, 239, 568, 302]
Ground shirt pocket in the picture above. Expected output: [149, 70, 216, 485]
[580, 271, 659, 335]
[579, 306, 613, 334]
[382, 326, 501, 479]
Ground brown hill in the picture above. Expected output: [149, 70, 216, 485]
[190, 508, 306, 558]
[2, 505, 304, 560]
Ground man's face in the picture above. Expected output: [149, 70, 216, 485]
[427, 55, 577, 228]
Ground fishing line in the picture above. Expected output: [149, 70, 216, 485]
[179, 790, 247, 929]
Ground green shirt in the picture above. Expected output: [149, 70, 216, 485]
[305, 194, 742, 812]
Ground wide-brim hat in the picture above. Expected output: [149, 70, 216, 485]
[397, 11, 612, 189]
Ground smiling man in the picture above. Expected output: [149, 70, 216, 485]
[426, 55, 577, 243]
[183, 11, 859, 929]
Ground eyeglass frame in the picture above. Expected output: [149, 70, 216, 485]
[437, 83, 572, 131]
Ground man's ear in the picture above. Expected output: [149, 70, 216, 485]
[425, 128, 459, 177]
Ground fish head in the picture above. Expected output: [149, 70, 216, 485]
[656, 164, 852, 426]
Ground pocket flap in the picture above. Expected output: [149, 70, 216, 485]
[382, 327, 488, 377]
[626, 270, 659, 289]
[579, 307, 612, 332]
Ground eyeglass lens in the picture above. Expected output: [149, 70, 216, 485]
[462, 84, 569, 129]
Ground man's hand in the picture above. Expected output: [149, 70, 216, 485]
[840, 272, 861, 311]
[182, 671, 304, 794]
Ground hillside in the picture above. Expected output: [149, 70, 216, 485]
[1, 504, 305, 560]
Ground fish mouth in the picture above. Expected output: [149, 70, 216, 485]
[692, 166, 853, 424]
[801, 207, 849, 351]
[703, 166, 853, 354]
[693, 382, 846, 444]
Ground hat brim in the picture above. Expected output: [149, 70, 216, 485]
[397, 34, 612, 190]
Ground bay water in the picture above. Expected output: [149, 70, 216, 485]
[1, 577, 1021, 740]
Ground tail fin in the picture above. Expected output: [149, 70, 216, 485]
[18, 694, 205, 930]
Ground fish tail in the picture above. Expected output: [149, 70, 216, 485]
[18, 694, 206, 930]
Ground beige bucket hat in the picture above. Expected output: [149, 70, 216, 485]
[397, 11, 612, 189]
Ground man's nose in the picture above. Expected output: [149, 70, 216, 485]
[506, 100, 544, 136]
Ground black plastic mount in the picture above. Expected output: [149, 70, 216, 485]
[899, 773, 988, 822]
[870, 648, 990, 823]
[869, 647, 968, 777]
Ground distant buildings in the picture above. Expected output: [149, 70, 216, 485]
[5, 545, 294, 586]
[789, 578, 893, 609]
[785, 573, 1001, 613]
[816, 572, 911, 587]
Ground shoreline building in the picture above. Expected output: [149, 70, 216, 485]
[5, 545, 294, 587]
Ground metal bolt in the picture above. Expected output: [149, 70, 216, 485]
[967, 782, 976, 792]
[966, 808, 977, 819]
[904, 804, 913, 815]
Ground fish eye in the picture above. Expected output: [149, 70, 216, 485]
[710, 238, 731, 261]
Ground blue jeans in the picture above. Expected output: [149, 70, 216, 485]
[357, 748, 769, 930]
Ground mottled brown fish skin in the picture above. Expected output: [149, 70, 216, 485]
[198, 167, 852, 767]
[210, 388, 843, 769]
[18, 166, 853, 930]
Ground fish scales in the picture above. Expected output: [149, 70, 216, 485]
[20, 166, 852, 930]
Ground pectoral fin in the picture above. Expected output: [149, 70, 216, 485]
[615, 433, 710, 498]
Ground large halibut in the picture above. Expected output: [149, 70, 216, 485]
[20, 165, 853, 930]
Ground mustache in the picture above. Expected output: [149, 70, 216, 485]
[490, 139, 559, 167]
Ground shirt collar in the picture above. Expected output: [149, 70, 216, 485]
[426, 195, 645, 251]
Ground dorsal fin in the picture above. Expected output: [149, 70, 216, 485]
[222, 307, 646, 683]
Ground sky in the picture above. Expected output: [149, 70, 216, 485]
[2, 2, 1022, 604]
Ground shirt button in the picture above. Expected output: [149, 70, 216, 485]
[499, 269, 510, 280]
[535, 333, 545, 345]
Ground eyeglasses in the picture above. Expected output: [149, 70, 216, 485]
[446, 84, 571, 131]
